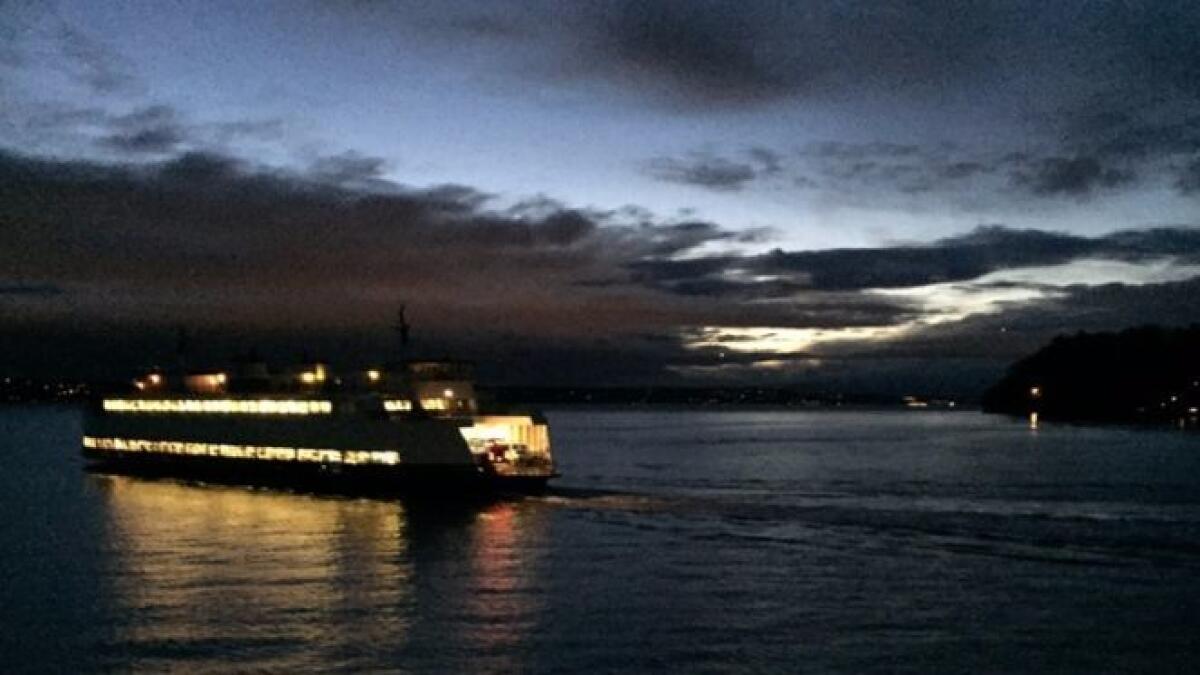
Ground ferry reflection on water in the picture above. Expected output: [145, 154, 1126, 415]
[90, 473, 548, 672]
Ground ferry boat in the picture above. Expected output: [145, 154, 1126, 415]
[81, 358, 555, 494]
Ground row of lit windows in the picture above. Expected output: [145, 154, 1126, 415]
[382, 399, 449, 411]
[83, 436, 400, 465]
[104, 398, 465, 415]
[103, 399, 333, 415]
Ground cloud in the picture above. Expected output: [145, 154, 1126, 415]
[0, 96, 287, 165]
[0, 147, 750, 382]
[793, 142, 1144, 202]
[1010, 156, 1135, 197]
[562, 0, 1018, 107]
[56, 23, 138, 93]
[747, 147, 782, 175]
[0, 282, 64, 297]
[398, 1, 1200, 212]
[756, 225, 1200, 290]
[8, 145, 1196, 316]
[828, 276, 1200, 363]
[0, 146, 969, 384]
[590, 2, 791, 106]
[98, 105, 186, 154]
[664, 263, 1200, 393]
[307, 151, 390, 187]
[1070, 112, 1200, 161]
[650, 133, 1195, 208]
[3, 143, 1199, 388]
[0, 148, 751, 335]
[643, 148, 783, 192]
[397, 1, 1200, 117]
[1177, 158, 1200, 194]
[629, 225, 1200, 295]
[645, 154, 756, 192]
[0, 6, 139, 94]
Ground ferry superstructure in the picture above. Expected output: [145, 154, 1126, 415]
[82, 360, 555, 493]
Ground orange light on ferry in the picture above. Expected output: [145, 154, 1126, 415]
[148, 373, 163, 385]
[367, 369, 381, 382]
[299, 372, 317, 384]
[215, 372, 227, 385]
[443, 388, 455, 398]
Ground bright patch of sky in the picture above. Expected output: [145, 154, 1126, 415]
[876, 257, 1200, 324]
[686, 257, 1200, 355]
[686, 325, 911, 355]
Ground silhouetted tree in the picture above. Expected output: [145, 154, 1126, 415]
[982, 325, 1200, 422]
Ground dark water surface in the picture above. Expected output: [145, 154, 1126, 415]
[2, 407, 1199, 673]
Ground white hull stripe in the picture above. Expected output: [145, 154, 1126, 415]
[102, 399, 333, 415]
[83, 436, 400, 465]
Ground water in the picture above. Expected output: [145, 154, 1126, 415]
[2, 407, 1199, 673]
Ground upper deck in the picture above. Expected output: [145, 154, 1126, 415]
[122, 358, 481, 417]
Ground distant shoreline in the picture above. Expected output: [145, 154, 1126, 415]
[1, 380, 969, 411]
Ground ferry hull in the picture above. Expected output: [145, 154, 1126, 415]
[83, 447, 551, 496]
[81, 405, 554, 496]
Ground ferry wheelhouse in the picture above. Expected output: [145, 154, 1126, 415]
[82, 359, 555, 493]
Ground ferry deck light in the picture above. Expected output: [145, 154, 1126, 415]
[103, 399, 332, 414]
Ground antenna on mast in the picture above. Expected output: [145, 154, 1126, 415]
[174, 325, 190, 372]
[395, 304, 411, 354]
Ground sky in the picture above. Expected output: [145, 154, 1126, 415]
[2, 0, 1200, 393]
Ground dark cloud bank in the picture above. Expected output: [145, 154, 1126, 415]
[412, 1, 1200, 206]
[629, 225, 1200, 294]
[643, 148, 782, 192]
[0, 147, 816, 382]
[646, 128, 1200, 203]
[3, 147, 1200, 392]
[418, 1, 1200, 111]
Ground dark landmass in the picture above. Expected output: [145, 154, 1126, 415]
[0, 377, 91, 403]
[1, 375, 964, 410]
[484, 387, 964, 410]
[982, 325, 1200, 425]
[484, 386, 908, 408]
